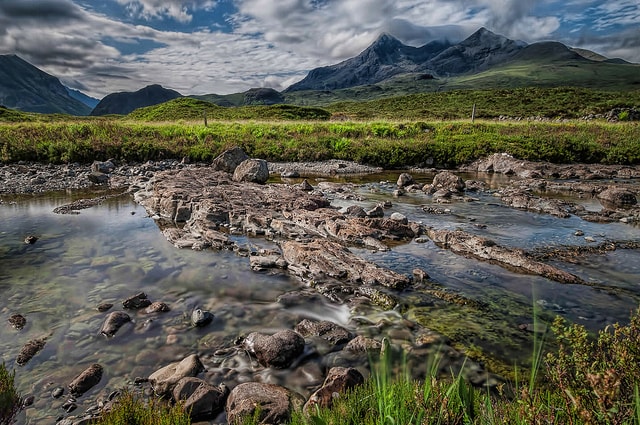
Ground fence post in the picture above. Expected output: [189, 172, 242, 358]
[471, 103, 476, 123]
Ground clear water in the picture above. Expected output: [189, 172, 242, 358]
[2, 172, 640, 423]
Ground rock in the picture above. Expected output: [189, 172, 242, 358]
[396, 173, 414, 187]
[88, 172, 109, 184]
[211, 147, 249, 173]
[432, 188, 452, 199]
[424, 171, 465, 194]
[24, 235, 38, 244]
[191, 308, 214, 327]
[149, 354, 205, 397]
[281, 169, 300, 178]
[412, 268, 430, 282]
[232, 159, 269, 184]
[225, 382, 304, 425]
[91, 160, 115, 174]
[52, 386, 65, 398]
[243, 329, 305, 369]
[304, 367, 364, 412]
[299, 179, 313, 191]
[8, 313, 26, 330]
[366, 205, 384, 218]
[145, 301, 170, 313]
[344, 205, 367, 218]
[16, 337, 47, 366]
[389, 212, 408, 224]
[122, 292, 152, 309]
[99, 311, 131, 337]
[172, 377, 229, 421]
[597, 188, 637, 209]
[68, 364, 103, 397]
[96, 303, 113, 312]
[294, 319, 354, 346]
[345, 335, 382, 353]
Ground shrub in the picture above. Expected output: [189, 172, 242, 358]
[0, 363, 21, 425]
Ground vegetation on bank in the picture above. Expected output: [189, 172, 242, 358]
[0, 363, 21, 425]
[1, 119, 638, 167]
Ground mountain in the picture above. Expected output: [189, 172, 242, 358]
[66, 87, 100, 109]
[286, 28, 531, 92]
[193, 87, 285, 107]
[90, 84, 182, 116]
[0, 54, 92, 115]
[285, 33, 451, 92]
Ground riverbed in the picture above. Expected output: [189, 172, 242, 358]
[2, 169, 640, 423]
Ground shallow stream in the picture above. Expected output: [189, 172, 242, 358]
[2, 171, 640, 423]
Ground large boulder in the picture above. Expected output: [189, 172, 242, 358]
[424, 171, 465, 194]
[233, 159, 270, 184]
[225, 382, 304, 425]
[172, 377, 229, 421]
[304, 367, 364, 412]
[597, 187, 637, 209]
[148, 354, 205, 397]
[211, 147, 249, 173]
[242, 329, 305, 369]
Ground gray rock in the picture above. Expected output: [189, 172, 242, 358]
[172, 377, 229, 421]
[233, 159, 270, 184]
[145, 301, 170, 313]
[396, 172, 414, 187]
[597, 187, 637, 208]
[243, 329, 305, 369]
[149, 354, 205, 397]
[294, 319, 354, 346]
[425, 171, 465, 194]
[299, 179, 313, 191]
[88, 172, 109, 184]
[91, 160, 115, 174]
[366, 205, 384, 218]
[68, 363, 103, 397]
[225, 382, 304, 425]
[211, 147, 249, 173]
[304, 367, 364, 412]
[389, 212, 408, 224]
[344, 335, 382, 353]
[344, 205, 367, 218]
[16, 337, 47, 366]
[191, 308, 214, 327]
[99, 311, 131, 337]
[281, 169, 300, 178]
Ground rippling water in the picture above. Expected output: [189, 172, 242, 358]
[2, 173, 640, 423]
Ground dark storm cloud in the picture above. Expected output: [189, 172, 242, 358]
[0, 0, 83, 22]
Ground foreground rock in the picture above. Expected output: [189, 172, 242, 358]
[243, 330, 305, 369]
[211, 146, 249, 173]
[172, 377, 229, 421]
[233, 158, 269, 184]
[99, 311, 132, 337]
[304, 367, 364, 412]
[226, 382, 305, 425]
[148, 354, 205, 397]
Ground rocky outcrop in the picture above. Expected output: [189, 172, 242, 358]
[425, 228, 586, 285]
[226, 382, 305, 425]
[242, 330, 305, 369]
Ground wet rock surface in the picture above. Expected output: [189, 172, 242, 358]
[148, 354, 205, 397]
[16, 337, 47, 366]
[99, 311, 132, 337]
[68, 364, 103, 397]
[242, 329, 305, 369]
[225, 382, 305, 425]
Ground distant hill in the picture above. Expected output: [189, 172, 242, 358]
[0, 54, 92, 115]
[193, 87, 285, 107]
[91, 84, 182, 116]
[66, 87, 100, 109]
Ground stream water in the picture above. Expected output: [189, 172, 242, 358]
[2, 172, 640, 423]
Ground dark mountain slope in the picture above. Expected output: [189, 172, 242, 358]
[0, 54, 91, 115]
[91, 84, 182, 116]
[285, 33, 451, 92]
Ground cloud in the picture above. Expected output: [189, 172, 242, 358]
[113, 0, 219, 23]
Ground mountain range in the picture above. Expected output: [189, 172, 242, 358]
[1, 28, 638, 116]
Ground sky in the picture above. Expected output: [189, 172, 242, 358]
[0, 0, 638, 99]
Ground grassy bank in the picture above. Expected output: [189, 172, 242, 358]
[1, 120, 639, 167]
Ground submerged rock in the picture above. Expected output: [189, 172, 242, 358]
[16, 337, 47, 366]
[8, 313, 26, 330]
[68, 363, 103, 397]
[122, 292, 152, 309]
[191, 308, 214, 327]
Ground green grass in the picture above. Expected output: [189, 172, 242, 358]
[90, 390, 190, 425]
[0, 363, 21, 425]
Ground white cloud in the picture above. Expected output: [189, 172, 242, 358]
[113, 0, 219, 23]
